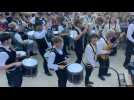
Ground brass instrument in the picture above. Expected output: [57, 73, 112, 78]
[98, 42, 113, 60]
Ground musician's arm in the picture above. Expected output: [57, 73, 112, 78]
[127, 24, 134, 43]
[97, 41, 111, 55]
[0, 52, 21, 70]
[74, 27, 88, 41]
[14, 33, 25, 44]
[47, 52, 59, 71]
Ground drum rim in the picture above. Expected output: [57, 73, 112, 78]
[16, 51, 26, 56]
[27, 31, 34, 35]
[67, 63, 83, 73]
[22, 58, 38, 67]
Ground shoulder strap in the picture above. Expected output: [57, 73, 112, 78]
[89, 43, 96, 55]
[89, 43, 96, 60]
[102, 36, 109, 45]
[74, 26, 80, 35]
[114, 23, 117, 31]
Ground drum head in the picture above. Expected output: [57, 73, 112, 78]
[27, 31, 34, 36]
[22, 58, 38, 67]
[53, 31, 59, 35]
[67, 63, 83, 73]
[16, 51, 26, 57]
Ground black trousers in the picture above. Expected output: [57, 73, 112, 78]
[74, 44, 84, 64]
[56, 68, 68, 87]
[63, 36, 69, 55]
[85, 65, 93, 84]
[98, 57, 110, 77]
[124, 39, 134, 66]
[6, 67, 23, 87]
[36, 39, 50, 74]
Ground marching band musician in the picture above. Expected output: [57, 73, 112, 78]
[102, 16, 121, 56]
[82, 34, 99, 87]
[14, 25, 37, 56]
[33, 21, 52, 76]
[47, 36, 68, 87]
[14, 25, 28, 51]
[73, 19, 88, 63]
[102, 16, 121, 38]
[97, 31, 113, 80]
[0, 33, 23, 87]
[123, 18, 134, 68]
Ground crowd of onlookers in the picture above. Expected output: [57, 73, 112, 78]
[0, 12, 132, 51]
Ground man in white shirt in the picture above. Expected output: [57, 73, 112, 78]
[0, 33, 22, 87]
[97, 32, 112, 80]
[82, 34, 98, 87]
[124, 19, 134, 68]
[14, 26, 28, 51]
[33, 22, 52, 76]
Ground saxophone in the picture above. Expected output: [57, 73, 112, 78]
[99, 42, 112, 60]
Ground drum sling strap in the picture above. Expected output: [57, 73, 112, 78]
[82, 43, 96, 68]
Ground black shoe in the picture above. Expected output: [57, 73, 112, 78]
[85, 83, 93, 87]
[123, 64, 128, 69]
[104, 73, 111, 77]
[86, 81, 94, 85]
[98, 76, 105, 81]
[45, 72, 52, 76]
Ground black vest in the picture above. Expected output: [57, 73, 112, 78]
[0, 47, 16, 70]
[18, 32, 28, 40]
[53, 49, 66, 64]
[51, 25, 59, 31]
[74, 27, 84, 50]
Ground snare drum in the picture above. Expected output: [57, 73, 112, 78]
[67, 63, 83, 84]
[16, 51, 27, 61]
[22, 58, 38, 77]
[53, 31, 59, 35]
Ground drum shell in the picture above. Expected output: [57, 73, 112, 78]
[67, 69, 83, 84]
[22, 65, 37, 77]
[18, 56, 27, 62]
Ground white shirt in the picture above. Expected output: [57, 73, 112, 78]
[58, 25, 64, 33]
[0, 46, 10, 70]
[33, 29, 47, 39]
[47, 48, 63, 71]
[84, 44, 96, 67]
[14, 33, 24, 44]
[102, 23, 121, 37]
[30, 16, 35, 24]
[127, 23, 134, 43]
[97, 37, 108, 55]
